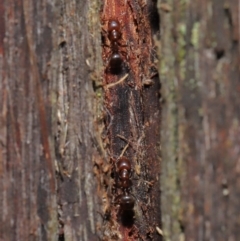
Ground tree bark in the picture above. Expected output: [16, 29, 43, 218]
[3, 0, 239, 240]
[0, 0, 161, 241]
[100, 0, 161, 240]
[160, 0, 240, 240]
[0, 0, 102, 240]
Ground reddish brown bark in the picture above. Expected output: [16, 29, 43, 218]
[100, 0, 161, 240]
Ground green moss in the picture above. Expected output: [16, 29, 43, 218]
[191, 22, 200, 48]
[177, 23, 186, 80]
[188, 78, 198, 90]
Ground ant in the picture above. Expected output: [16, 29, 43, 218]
[103, 19, 127, 74]
[117, 193, 135, 211]
[114, 156, 135, 211]
[116, 156, 132, 190]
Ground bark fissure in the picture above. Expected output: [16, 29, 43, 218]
[100, 0, 161, 240]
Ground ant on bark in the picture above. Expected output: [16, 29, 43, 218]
[103, 19, 127, 75]
[114, 156, 135, 211]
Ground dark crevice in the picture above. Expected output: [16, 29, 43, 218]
[148, 0, 160, 34]
[214, 47, 225, 60]
[58, 233, 65, 241]
[224, 7, 233, 28]
[179, 219, 185, 233]
[59, 40, 66, 49]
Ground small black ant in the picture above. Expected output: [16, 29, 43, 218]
[104, 19, 127, 74]
[114, 157, 135, 211]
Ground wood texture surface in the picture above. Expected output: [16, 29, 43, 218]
[0, 0, 161, 240]
[160, 0, 240, 240]
[100, 0, 161, 240]
[2, 0, 239, 240]
[0, 0, 102, 240]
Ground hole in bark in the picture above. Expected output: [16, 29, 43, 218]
[110, 170, 115, 179]
[59, 40, 66, 48]
[224, 7, 233, 27]
[214, 47, 225, 60]
[58, 234, 65, 241]
[179, 219, 185, 233]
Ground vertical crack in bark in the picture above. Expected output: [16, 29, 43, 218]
[100, 0, 161, 240]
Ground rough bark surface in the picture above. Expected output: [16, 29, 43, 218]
[0, 1, 57, 240]
[160, 0, 240, 241]
[0, 0, 103, 241]
[100, 0, 162, 240]
[0, 0, 162, 240]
